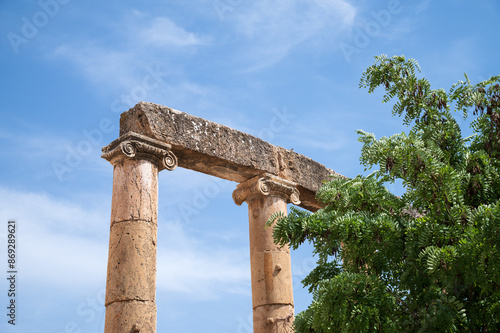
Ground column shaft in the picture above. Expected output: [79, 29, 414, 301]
[247, 195, 294, 333]
[105, 158, 158, 333]
[233, 174, 299, 333]
[102, 132, 177, 333]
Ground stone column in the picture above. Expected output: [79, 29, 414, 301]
[102, 132, 177, 333]
[233, 174, 300, 333]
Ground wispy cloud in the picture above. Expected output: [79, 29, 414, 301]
[415, 0, 431, 14]
[137, 17, 211, 48]
[0, 186, 249, 297]
[54, 42, 137, 89]
[157, 222, 249, 299]
[0, 125, 112, 182]
[52, 12, 210, 92]
[0, 187, 109, 290]
[0, 126, 70, 161]
[229, 0, 356, 71]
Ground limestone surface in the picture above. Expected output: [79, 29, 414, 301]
[234, 175, 296, 333]
[120, 102, 345, 211]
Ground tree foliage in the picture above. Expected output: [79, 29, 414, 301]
[270, 55, 500, 332]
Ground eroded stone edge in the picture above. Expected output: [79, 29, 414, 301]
[119, 101, 346, 211]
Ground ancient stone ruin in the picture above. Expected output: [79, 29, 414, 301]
[101, 101, 342, 333]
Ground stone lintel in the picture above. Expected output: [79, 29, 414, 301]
[119, 102, 345, 211]
[102, 131, 178, 171]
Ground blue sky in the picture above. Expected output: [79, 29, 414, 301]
[0, 0, 499, 332]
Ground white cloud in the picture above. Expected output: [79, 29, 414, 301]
[414, 0, 431, 14]
[52, 12, 210, 91]
[157, 222, 250, 299]
[49, 2, 357, 106]
[0, 186, 249, 298]
[0, 187, 109, 290]
[137, 17, 211, 47]
[0, 126, 112, 182]
[54, 42, 137, 89]
[0, 127, 70, 162]
[236, 0, 355, 38]
[229, 0, 356, 71]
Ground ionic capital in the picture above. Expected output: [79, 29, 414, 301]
[233, 174, 300, 206]
[102, 132, 178, 171]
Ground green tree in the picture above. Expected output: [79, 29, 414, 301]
[270, 55, 500, 332]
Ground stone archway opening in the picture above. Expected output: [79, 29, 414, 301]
[154, 169, 251, 331]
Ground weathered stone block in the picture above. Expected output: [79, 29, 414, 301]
[251, 250, 294, 307]
[105, 300, 156, 333]
[110, 159, 158, 224]
[253, 304, 294, 333]
[247, 195, 289, 253]
[105, 221, 157, 304]
[119, 101, 345, 212]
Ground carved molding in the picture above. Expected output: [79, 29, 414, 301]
[102, 132, 178, 171]
[233, 174, 300, 206]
